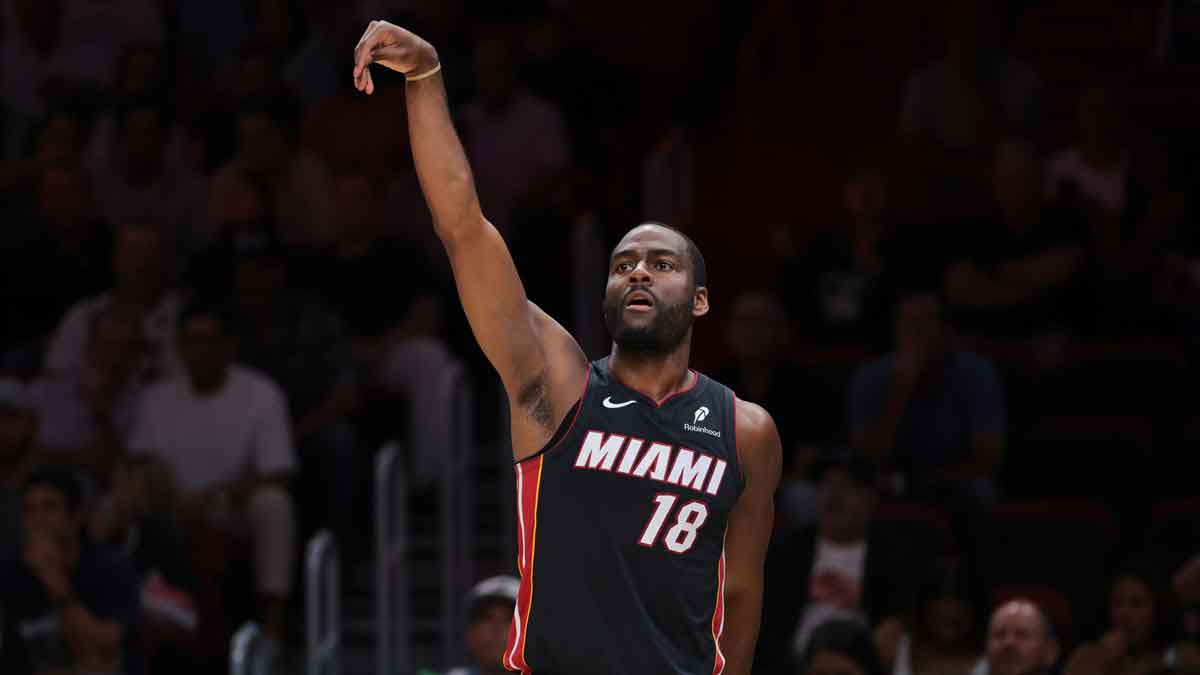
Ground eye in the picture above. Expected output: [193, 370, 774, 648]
[615, 262, 633, 273]
[655, 260, 675, 271]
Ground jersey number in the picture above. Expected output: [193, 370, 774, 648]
[638, 494, 708, 553]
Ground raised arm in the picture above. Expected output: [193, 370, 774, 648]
[352, 22, 586, 456]
[721, 398, 783, 675]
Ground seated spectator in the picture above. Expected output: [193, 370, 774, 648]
[459, 25, 571, 236]
[28, 308, 146, 483]
[876, 558, 985, 675]
[1175, 555, 1200, 607]
[899, 0, 1042, 154]
[757, 455, 917, 674]
[716, 290, 845, 527]
[849, 290, 1004, 512]
[796, 618, 887, 675]
[301, 172, 458, 487]
[943, 139, 1090, 344]
[1046, 85, 1129, 218]
[1065, 565, 1200, 675]
[90, 455, 198, 667]
[208, 100, 334, 253]
[94, 98, 208, 271]
[979, 600, 1059, 675]
[228, 229, 358, 542]
[44, 221, 183, 380]
[0, 466, 139, 675]
[443, 575, 520, 675]
[776, 160, 895, 350]
[0, 378, 37, 554]
[1, 167, 111, 368]
[0, 107, 91, 219]
[128, 301, 296, 642]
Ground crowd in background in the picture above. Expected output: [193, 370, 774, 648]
[1, 0, 1199, 673]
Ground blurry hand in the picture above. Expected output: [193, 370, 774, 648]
[352, 21, 440, 95]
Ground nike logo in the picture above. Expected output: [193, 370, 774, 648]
[602, 396, 636, 409]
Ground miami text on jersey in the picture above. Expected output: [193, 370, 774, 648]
[572, 429, 728, 496]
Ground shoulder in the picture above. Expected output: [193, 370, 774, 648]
[733, 397, 783, 478]
[142, 376, 184, 404]
[61, 293, 110, 325]
[231, 366, 287, 403]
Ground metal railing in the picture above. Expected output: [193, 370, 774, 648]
[306, 530, 341, 675]
[230, 622, 274, 675]
[438, 363, 475, 668]
[375, 442, 409, 675]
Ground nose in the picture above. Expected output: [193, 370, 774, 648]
[629, 261, 652, 285]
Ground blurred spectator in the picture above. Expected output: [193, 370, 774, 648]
[460, 25, 571, 235]
[876, 558, 984, 675]
[228, 230, 359, 541]
[1176, 555, 1200, 607]
[981, 600, 1059, 675]
[94, 98, 208, 270]
[776, 160, 895, 349]
[717, 290, 845, 527]
[757, 455, 917, 673]
[442, 574, 520, 675]
[28, 308, 146, 483]
[90, 455, 198, 663]
[302, 172, 458, 487]
[849, 290, 1004, 511]
[0, 107, 90, 212]
[128, 301, 296, 641]
[796, 618, 887, 675]
[1065, 566, 1200, 675]
[281, 2, 360, 104]
[85, 44, 194, 175]
[53, 0, 165, 89]
[1, 166, 110, 367]
[44, 221, 183, 380]
[1047, 85, 1129, 217]
[943, 139, 1089, 344]
[0, 0, 75, 151]
[0, 465, 139, 674]
[209, 100, 334, 253]
[0, 378, 37, 554]
[899, 0, 1042, 154]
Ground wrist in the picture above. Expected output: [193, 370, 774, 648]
[408, 46, 441, 81]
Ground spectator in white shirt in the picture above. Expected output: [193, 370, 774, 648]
[128, 300, 297, 641]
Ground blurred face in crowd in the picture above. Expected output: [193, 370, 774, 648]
[465, 598, 513, 667]
[113, 223, 165, 294]
[111, 461, 152, 522]
[37, 112, 84, 165]
[845, 168, 888, 226]
[234, 255, 287, 314]
[1109, 576, 1155, 650]
[992, 141, 1044, 221]
[985, 601, 1057, 675]
[895, 293, 947, 358]
[816, 467, 876, 543]
[238, 111, 288, 175]
[23, 484, 80, 546]
[926, 594, 975, 647]
[0, 406, 35, 459]
[179, 315, 234, 392]
[123, 106, 166, 177]
[39, 167, 93, 233]
[726, 292, 788, 366]
[805, 650, 869, 675]
[117, 45, 164, 97]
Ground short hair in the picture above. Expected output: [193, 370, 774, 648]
[614, 222, 707, 289]
[23, 465, 84, 515]
[799, 619, 886, 675]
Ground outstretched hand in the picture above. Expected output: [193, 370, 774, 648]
[352, 20, 439, 95]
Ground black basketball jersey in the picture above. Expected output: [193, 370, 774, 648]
[503, 357, 745, 675]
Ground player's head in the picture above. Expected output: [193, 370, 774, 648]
[603, 223, 708, 357]
[464, 575, 519, 667]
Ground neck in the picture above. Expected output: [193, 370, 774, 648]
[190, 369, 229, 396]
[609, 338, 693, 403]
[114, 283, 163, 311]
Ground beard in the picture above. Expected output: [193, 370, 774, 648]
[602, 291, 694, 357]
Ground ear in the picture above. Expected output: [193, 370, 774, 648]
[692, 286, 709, 318]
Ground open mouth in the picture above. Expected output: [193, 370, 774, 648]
[625, 290, 655, 311]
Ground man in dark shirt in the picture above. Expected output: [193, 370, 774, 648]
[0, 466, 140, 675]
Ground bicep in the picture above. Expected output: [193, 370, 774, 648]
[726, 403, 783, 587]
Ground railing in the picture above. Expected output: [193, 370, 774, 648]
[230, 622, 274, 675]
[306, 530, 341, 675]
[375, 442, 408, 675]
[439, 363, 475, 668]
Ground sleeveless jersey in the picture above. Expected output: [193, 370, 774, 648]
[503, 358, 745, 675]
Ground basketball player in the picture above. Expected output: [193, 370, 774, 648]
[354, 21, 782, 675]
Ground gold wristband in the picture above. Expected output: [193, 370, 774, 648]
[406, 63, 442, 82]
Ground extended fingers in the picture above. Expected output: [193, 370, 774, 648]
[353, 21, 378, 86]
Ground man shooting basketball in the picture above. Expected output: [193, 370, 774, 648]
[353, 21, 781, 675]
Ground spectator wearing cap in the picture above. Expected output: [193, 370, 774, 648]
[228, 229, 359, 543]
[0, 378, 38, 552]
[444, 575, 520, 675]
[127, 300, 297, 642]
[0, 465, 140, 675]
[27, 307, 147, 483]
[849, 289, 1005, 513]
[756, 454, 918, 675]
[978, 600, 1059, 675]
